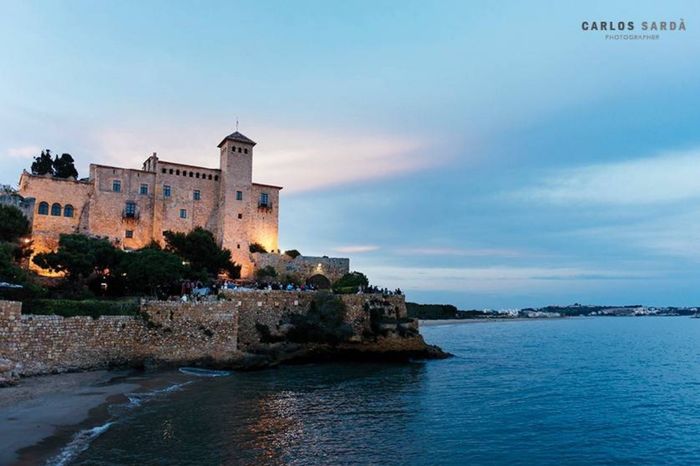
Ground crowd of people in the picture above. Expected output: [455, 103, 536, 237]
[176, 279, 403, 302]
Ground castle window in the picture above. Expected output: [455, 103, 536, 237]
[231, 147, 235, 152]
[169, 169, 174, 174]
[259, 192, 269, 207]
[238, 147, 242, 153]
[112, 180, 121, 192]
[125, 230, 133, 238]
[208, 174, 212, 180]
[180, 209, 187, 219]
[50, 203, 61, 216]
[161, 168, 166, 174]
[214, 175, 219, 181]
[124, 201, 137, 218]
[176, 169, 180, 175]
[193, 190, 201, 201]
[140, 184, 148, 195]
[38, 202, 49, 215]
[189, 171, 193, 177]
[244, 148, 248, 154]
[164, 185, 171, 197]
[64, 204, 74, 217]
[236, 191, 243, 201]
[237, 244, 240, 249]
[196, 173, 200, 179]
[237, 213, 242, 219]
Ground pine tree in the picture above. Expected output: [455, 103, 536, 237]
[30, 150, 54, 176]
[53, 153, 79, 179]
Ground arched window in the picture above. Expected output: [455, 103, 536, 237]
[64, 204, 74, 217]
[38, 202, 49, 215]
[50, 203, 61, 216]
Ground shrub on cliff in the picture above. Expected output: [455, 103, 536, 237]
[255, 265, 278, 283]
[286, 292, 353, 344]
[284, 249, 301, 259]
[163, 227, 241, 279]
[332, 272, 369, 294]
[249, 242, 267, 253]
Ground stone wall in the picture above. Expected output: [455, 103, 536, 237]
[0, 300, 238, 377]
[0, 292, 411, 377]
[223, 290, 408, 349]
[252, 253, 350, 284]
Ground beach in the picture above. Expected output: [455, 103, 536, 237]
[0, 370, 137, 465]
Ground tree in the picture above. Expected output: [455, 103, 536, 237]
[284, 249, 301, 259]
[52, 153, 79, 179]
[332, 271, 370, 294]
[0, 205, 30, 243]
[31, 150, 54, 176]
[163, 227, 240, 278]
[117, 248, 184, 296]
[33, 234, 122, 279]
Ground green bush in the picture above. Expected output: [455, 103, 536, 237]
[284, 249, 301, 259]
[332, 272, 369, 294]
[22, 298, 140, 319]
[286, 292, 353, 344]
[255, 265, 278, 279]
[249, 242, 267, 253]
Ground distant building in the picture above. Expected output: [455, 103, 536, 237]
[18, 131, 281, 278]
[0, 186, 35, 225]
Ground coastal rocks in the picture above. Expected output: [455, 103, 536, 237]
[0, 358, 20, 386]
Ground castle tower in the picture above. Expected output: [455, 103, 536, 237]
[217, 131, 256, 277]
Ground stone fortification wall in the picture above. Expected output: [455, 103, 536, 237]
[224, 290, 408, 349]
[0, 300, 238, 377]
[252, 253, 350, 283]
[0, 292, 410, 378]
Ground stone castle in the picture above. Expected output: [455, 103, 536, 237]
[18, 131, 278, 278]
[16, 130, 348, 281]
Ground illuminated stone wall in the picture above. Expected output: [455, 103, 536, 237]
[252, 253, 350, 283]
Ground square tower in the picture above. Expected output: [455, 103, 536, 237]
[217, 131, 256, 276]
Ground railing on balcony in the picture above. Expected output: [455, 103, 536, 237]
[122, 204, 140, 221]
[257, 201, 273, 211]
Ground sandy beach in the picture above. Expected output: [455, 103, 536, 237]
[0, 370, 138, 465]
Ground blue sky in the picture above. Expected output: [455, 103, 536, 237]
[1, 1, 699, 308]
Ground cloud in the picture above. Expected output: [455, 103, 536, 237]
[7, 145, 41, 159]
[515, 149, 700, 205]
[253, 127, 440, 193]
[84, 124, 442, 194]
[363, 265, 653, 293]
[334, 245, 379, 254]
[396, 247, 524, 258]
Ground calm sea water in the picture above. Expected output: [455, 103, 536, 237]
[60, 317, 700, 465]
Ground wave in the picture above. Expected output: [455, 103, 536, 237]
[179, 367, 232, 377]
[125, 381, 192, 408]
[45, 421, 114, 466]
[45, 381, 193, 465]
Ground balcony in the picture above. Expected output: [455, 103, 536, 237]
[257, 201, 273, 212]
[122, 205, 140, 221]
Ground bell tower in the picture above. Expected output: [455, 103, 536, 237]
[217, 130, 256, 277]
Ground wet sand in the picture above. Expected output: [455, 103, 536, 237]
[0, 370, 137, 465]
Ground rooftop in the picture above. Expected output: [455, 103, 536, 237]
[217, 131, 256, 148]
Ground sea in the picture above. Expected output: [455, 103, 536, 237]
[44, 317, 700, 465]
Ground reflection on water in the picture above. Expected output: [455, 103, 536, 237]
[70, 318, 700, 465]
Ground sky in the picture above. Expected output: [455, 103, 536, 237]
[1, 1, 699, 309]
